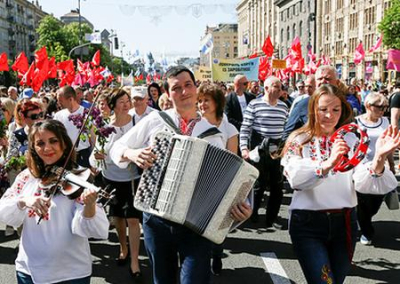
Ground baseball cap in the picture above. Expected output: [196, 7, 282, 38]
[20, 88, 34, 99]
[131, 87, 147, 99]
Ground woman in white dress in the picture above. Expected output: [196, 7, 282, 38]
[281, 85, 399, 284]
[0, 119, 109, 284]
[355, 93, 393, 245]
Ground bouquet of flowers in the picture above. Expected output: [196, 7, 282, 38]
[69, 107, 116, 169]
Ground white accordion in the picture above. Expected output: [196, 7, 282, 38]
[134, 131, 259, 244]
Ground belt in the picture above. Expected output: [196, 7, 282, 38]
[319, 208, 354, 262]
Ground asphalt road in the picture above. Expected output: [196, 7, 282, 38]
[1, 189, 399, 284]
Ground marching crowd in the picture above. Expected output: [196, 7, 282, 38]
[0, 64, 399, 283]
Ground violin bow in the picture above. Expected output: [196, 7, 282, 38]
[37, 88, 105, 224]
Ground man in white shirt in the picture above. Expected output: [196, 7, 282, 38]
[110, 66, 252, 284]
[128, 86, 156, 124]
[54, 85, 92, 167]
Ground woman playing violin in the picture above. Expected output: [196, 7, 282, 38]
[0, 119, 109, 284]
[281, 85, 400, 284]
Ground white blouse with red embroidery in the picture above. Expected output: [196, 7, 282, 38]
[0, 169, 109, 284]
[281, 133, 397, 211]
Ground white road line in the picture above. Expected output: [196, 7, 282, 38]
[260, 252, 291, 284]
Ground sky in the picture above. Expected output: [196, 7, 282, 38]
[38, 0, 239, 63]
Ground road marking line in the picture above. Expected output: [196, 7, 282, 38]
[260, 252, 291, 284]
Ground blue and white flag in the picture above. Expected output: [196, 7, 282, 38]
[200, 33, 213, 55]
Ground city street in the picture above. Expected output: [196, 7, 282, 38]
[0, 189, 399, 284]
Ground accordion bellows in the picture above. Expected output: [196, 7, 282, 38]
[135, 131, 259, 244]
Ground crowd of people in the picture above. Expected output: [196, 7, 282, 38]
[0, 64, 399, 283]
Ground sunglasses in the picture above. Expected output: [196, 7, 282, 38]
[370, 104, 388, 111]
[27, 112, 44, 120]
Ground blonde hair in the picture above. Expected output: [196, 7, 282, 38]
[364, 92, 388, 108]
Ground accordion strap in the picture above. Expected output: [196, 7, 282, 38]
[197, 127, 221, 139]
[158, 111, 182, 134]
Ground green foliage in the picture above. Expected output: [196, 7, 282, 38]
[36, 15, 131, 75]
[379, 0, 400, 49]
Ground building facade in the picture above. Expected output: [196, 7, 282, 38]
[0, 0, 47, 61]
[274, 0, 317, 59]
[199, 24, 238, 67]
[317, 0, 392, 82]
[236, 0, 279, 58]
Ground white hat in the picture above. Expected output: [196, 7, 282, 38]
[131, 86, 147, 99]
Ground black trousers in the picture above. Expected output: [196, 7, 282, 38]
[253, 152, 283, 225]
[356, 191, 385, 239]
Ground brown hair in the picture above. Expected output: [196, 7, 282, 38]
[27, 120, 76, 178]
[197, 83, 226, 119]
[107, 88, 130, 110]
[282, 84, 353, 155]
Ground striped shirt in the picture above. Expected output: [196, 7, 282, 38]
[240, 97, 288, 150]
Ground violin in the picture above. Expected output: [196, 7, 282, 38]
[40, 166, 116, 204]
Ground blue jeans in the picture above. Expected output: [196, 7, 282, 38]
[289, 208, 357, 284]
[17, 271, 90, 284]
[143, 213, 212, 284]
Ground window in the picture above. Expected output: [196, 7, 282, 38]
[336, 17, 343, 33]
[349, 38, 357, 54]
[365, 6, 376, 25]
[287, 26, 290, 41]
[335, 41, 343, 55]
[337, 0, 343, 9]
[299, 21, 303, 37]
[325, 0, 331, 14]
[349, 13, 358, 30]
[293, 24, 296, 38]
[350, 0, 356, 4]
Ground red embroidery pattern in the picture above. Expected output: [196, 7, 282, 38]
[309, 137, 332, 162]
[179, 116, 201, 136]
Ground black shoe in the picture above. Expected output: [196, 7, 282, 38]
[211, 257, 223, 275]
[116, 251, 130, 266]
[129, 268, 142, 282]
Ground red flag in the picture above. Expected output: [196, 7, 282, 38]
[307, 48, 316, 62]
[321, 54, 331, 66]
[368, 35, 382, 53]
[146, 74, 152, 84]
[21, 63, 35, 86]
[34, 46, 48, 70]
[47, 57, 57, 79]
[249, 52, 258, 59]
[354, 42, 365, 65]
[12, 52, 29, 75]
[258, 56, 270, 81]
[91, 50, 101, 67]
[289, 37, 302, 61]
[262, 36, 274, 58]
[0, 53, 8, 71]
[387, 49, 400, 71]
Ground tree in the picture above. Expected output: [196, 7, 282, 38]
[36, 15, 131, 75]
[379, 0, 400, 50]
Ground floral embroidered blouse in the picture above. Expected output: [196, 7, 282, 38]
[0, 169, 109, 284]
[281, 133, 397, 211]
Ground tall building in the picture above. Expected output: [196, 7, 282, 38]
[236, 0, 279, 58]
[318, 0, 393, 81]
[274, 0, 317, 59]
[0, 0, 48, 61]
[199, 24, 238, 67]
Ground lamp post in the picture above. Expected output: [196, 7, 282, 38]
[78, 0, 82, 60]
